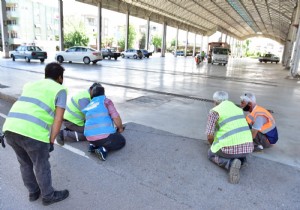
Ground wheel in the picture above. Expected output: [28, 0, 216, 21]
[83, 57, 90, 64]
[146, 55, 149, 58]
[223, 63, 226, 66]
[276, 62, 278, 64]
[271, 61, 273, 63]
[92, 61, 97, 64]
[25, 57, 30, 63]
[57, 56, 64, 63]
[133, 55, 137, 59]
[114, 57, 117, 60]
[108, 55, 111, 60]
[264, 61, 267, 63]
[11, 55, 15, 61]
[40, 59, 45, 63]
[259, 60, 262, 63]
[121, 54, 125, 58]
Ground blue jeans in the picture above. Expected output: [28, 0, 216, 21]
[5, 131, 54, 199]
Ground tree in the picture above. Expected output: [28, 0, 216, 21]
[139, 33, 146, 49]
[64, 31, 89, 48]
[103, 37, 114, 48]
[152, 35, 162, 52]
[118, 25, 136, 50]
[170, 38, 176, 47]
[242, 39, 251, 57]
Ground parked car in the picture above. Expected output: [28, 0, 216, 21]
[140, 49, 152, 58]
[121, 49, 143, 59]
[9, 45, 47, 63]
[173, 50, 184, 56]
[55, 46, 103, 64]
[259, 53, 280, 64]
[101, 48, 121, 60]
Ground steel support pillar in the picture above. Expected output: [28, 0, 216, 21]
[97, 2, 102, 50]
[193, 33, 196, 56]
[58, 0, 64, 51]
[174, 26, 178, 57]
[146, 17, 150, 51]
[125, 11, 129, 50]
[290, 25, 300, 76]
[184, 30, 188, 57]
[0, 0, 9, 57]
[161, 22, 167, 57]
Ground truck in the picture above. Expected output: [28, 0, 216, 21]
[207, 42, 230, 66]
[258, 53, 280, 64]
[101, 48, 121, 60]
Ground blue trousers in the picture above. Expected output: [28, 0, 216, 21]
[5, 131, 54, 199]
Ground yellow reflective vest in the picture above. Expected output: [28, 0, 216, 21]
[3, 79, 66, 143]
[211, 100, 253, 153]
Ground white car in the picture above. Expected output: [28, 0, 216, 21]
[55, 46, 103, 64]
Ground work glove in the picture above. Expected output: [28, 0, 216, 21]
[49, 143, 54, 152]
[0, 132, 5, 148]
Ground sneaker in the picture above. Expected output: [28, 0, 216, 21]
[29, 189, 40, 201]
[95, 146, 107, 161]
[42, 190, 69, 206]
[88, 144, 97, 153]
[56, 130, 64, 146]
[229, 159, 241, 184]
[254, 145, 264, 152]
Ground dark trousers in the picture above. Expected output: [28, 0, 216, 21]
[5, 131, 54, 199]
[63, 120, 86, 142]
[90, 132, 126, 152]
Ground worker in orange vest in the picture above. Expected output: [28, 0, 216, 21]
[240, 92, 278, 152]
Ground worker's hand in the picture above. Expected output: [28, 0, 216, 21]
[117, 126, 125, 133]
[49, 143, 54, 153]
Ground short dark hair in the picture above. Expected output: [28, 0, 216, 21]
[90, 82, 102, 90]
[92, 86, 105, 98]
[45, 62, 65, 80]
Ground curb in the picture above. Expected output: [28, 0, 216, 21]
[0, 92, 17, 103]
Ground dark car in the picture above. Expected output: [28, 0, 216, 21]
[258, 53, 280, 64]
[140, 49, 152, 58]
[9, 45, 47, 63]
[101, 48, 121, 60]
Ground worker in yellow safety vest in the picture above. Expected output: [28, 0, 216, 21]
[240, 92, 278, 152]
[206, 91, 253, 184]
[2, 63, 69, 206]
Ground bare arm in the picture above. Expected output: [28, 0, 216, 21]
[251, 129, 258, 139]
[207, 135, 214, 145]
[112, 116, 124, 133]
[50, 107, 65, 143]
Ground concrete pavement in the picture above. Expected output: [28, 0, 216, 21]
[0, 55, 300, 209]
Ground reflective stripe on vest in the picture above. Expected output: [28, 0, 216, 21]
[3, 79, 66, 143]
[246, 105, 276, 134]
[211, 100, 253, 153]
[64, 90, 90, 126]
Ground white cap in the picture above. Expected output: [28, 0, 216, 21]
[240, 92, 256, 103]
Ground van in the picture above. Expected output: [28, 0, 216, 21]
[211, 47, 230, 66]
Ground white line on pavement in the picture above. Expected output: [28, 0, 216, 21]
[0, 111, 89, 159]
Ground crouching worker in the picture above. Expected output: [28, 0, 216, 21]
[206, 91, 254, 184]
[82, 85, 126, 161]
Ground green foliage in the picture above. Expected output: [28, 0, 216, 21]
[103, 37, 114, 48]
[170, 38, 176, 47]
[118, 25, 136, 50]
[64, 31, 89, 48]
[152, 35, 162, 52]
[139, 33, 146, 49]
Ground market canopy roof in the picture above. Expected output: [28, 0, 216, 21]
[76, 0, 298, 44]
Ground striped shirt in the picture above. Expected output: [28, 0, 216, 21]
[86, 98, 119, 141]
[206, 110, 253, 154]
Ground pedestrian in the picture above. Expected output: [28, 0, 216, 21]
[2, 62, 69, 205]
[56, 82, 101, 145]
[82, 85, 126, 161]
[206, 91, 254, 184]
[240, 92, 278, 151]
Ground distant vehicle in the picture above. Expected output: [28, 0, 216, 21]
[259, 53, 280, 64]
[173, 50, 184, 56]
[55, 46, 103, 64]
[140, 49, 152, 58]
[211, 47, 230, 66]
[101, 48, 121, 60]
[10, 45, 47, 63]
[121, 49, 143, 59]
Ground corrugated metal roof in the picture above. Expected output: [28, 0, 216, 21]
[76, 0, 298, 43]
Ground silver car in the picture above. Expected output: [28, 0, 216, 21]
[121, 49, 143, 59]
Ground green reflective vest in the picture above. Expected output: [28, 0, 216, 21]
[211, 100, 252, 153]
[63, 90, 91, 126]
[3, 79, 66, 143]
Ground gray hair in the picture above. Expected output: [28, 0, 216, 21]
[213, 91, 228, 103]
[240, 92, 256, 104]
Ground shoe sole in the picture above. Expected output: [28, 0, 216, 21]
[42, 191, 69, 206]
[229, 159, 241, 184]
[95, 150, 106, 161]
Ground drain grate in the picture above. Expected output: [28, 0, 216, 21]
[0, 84, 9, 89]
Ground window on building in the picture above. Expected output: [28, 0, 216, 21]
[11, 31, 18, 38]
[87, 18, 95, 26]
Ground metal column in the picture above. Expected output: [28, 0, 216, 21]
[58, 0, 64, 51]
[184, 30, 188, 57]
[97, 2, 102, 50]
[161, 22, 166, 57]
[146, 17, 150, 51]
[192, 33, 196, 56]
[125, 11, 129, 50]
[0, 0, 9, 57]
[174, 26, 178, 57]
[290, 25, 300, 76]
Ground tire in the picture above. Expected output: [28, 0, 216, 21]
[57, 56, 64, 63]
[259, 60, 262, 63]
[133, 55, 137, 59]
[11, 55, 15, 61]
[92, 61, 97, 64]
[264, 61, 267, 63]
[121, 54, 125, 58]
[25, 57, 30, 63]
[114, 57, 117, 60]
[276, 62, 278, 64]
[108, 55, 111, 60]
[271, 61, 273, 63]
[83, 57, 90, 64]
[40, 59, 45, 63]
[146, 55, 149, 58]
